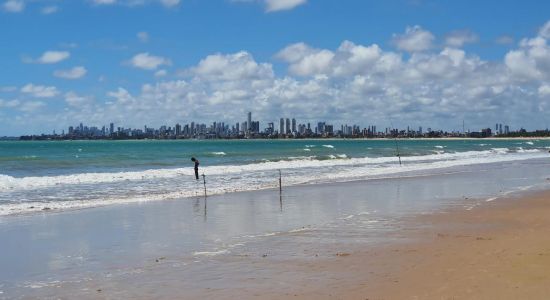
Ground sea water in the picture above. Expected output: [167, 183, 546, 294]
[0, 138, 549, 216]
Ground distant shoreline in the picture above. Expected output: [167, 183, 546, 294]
[2, 136, 550, 142]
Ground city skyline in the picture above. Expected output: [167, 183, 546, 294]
[14, 111, 545, 140]
[1, 1, 550, 135]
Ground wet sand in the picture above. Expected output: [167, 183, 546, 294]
[1, 160, 549, 299]
[282, 190, 550, 299]
[357, 189, 550, 299]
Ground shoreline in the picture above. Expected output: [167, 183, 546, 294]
[3, 136, 550, 142]
[1, 158, 549, 298]
[335, 188, 550, 299]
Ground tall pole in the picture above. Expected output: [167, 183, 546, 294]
[390, 119, 402, 166]
[395, 137, 402, 166]
[279, 169, 283, 211]
[202, 174, 207, 198]
[279, 169, 282, 194]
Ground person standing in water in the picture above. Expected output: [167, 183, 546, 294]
[191, 157, 199, 180]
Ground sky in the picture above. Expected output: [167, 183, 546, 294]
[1, 0, 550, 136]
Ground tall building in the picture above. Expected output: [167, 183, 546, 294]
[109, 123, 114, 135]
[279, 118, 284, 134]
[247, 112, 252, 133]
[285, 118, 291, 134]
[291, 118, 296, 133]
[317, 122, 325, 134]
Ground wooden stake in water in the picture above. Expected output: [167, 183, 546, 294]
[279, 169, 283, 211]
[278, 169, 282, 194]
[202, 174, 207, 198]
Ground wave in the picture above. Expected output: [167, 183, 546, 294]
[210, 152, 226, 156]
[322, 145, 334, 148]
[434, 145, 446, 149]
[1, 147, 549, 216]
[0, 148, 545, 192]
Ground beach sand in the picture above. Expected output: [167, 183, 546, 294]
[1, 160, 549, 299]
[275, 190, 550, 299]
[358, 190, 550, 300]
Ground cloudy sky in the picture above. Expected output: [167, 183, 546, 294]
[1, 0, 550, 136]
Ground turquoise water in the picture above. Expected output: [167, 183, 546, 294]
[1, 139, 548, 177]
[0, 139, 549, 215]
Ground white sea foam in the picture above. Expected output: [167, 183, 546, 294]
[211, 152, 226, 156]
[322, 145, 334, 148]
[193, 249, 230, 256]
[0, 148, 545, 193]
[434, 145, 445, 149]
[336, 154, 348, 158]
[1, 147, 548, 216]
[303, 148, 311, 151]
[526, 141, 534, 145]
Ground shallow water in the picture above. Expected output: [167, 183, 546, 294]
[0, 157, 549, 298]
[1, 139, 549, 215]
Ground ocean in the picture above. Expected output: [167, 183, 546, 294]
[1, 138, 549, 216]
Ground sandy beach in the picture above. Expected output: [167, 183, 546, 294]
[1, 158, 549, 299]
[358, 189, 550, 299]
[286, 189, 550, 300]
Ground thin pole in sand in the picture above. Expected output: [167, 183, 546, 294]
[279, 169, 283, 211]
[202, 174, 207, 198]
[279, 169, 282, 194]
[389, 119, 402, 166]
[202, 173, 207, 219]
[394, 137, 402, 166]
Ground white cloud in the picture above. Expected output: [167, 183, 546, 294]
[496, 35, 514, 45]
[2, 0, 24, 12]
[21, 84, 59, 98]
[155, 69, 167, 77]
[504, 28, 550, 81]
[0, 99, 20, 108]
[30, 51, 70, 64]
[0, 86, 17, 92]
[137, 31, 149, 43]
[41, 5, 58, 14]
[92, 0, 116, 5]
[8, 20, 550, 134]
[392, 26, 434, 52]
[19, 101, 46, 112]
[192, 51, 273, 81]
[65, 92, 94, 107]
[91, 0, 181, 7]
[539, 84, 550, 97]
[445, 30, 479, 47]
[159, 0, 179, 7]
[265, 0, 306, 12]
[107, 87, 134, 104]
[277, 41, 401, 77]
[539, 20, 550, 39]
[54, 66, 88, 79]
[129, 52, 171, 70]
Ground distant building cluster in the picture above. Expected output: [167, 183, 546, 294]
[14, 112, 550, 140]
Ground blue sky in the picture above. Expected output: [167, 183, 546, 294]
[1, 0, 550, 135]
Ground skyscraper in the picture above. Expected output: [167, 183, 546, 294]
[285, 118, 291, 134]
[247, 112, 252, 133]
[291, 118, 296, 133]
[280, 118, 284, 134]
[109, 123, 114, 135]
